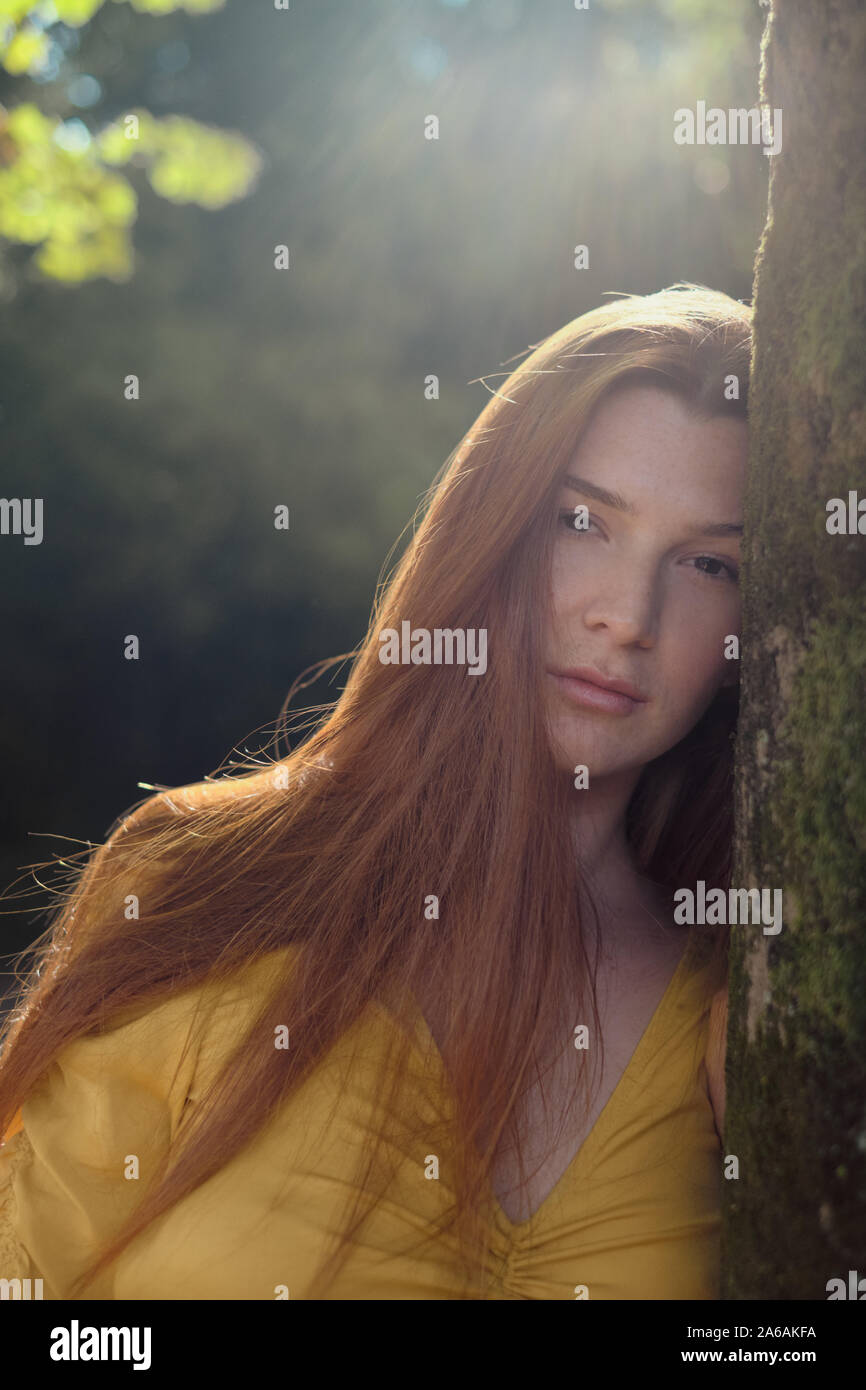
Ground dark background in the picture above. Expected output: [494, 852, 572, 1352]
[0, 0, 767, 969]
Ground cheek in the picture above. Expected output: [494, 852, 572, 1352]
[549, 548, 571, 612]
[665, 604, 738, 706]
[546, 554, 574, 637]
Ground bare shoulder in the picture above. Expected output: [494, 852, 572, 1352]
[705, 984, 729, 1141]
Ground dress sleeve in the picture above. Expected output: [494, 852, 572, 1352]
[0, 982, 215, 1299]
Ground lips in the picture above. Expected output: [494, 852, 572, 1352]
[554, 667, 646, 701]
[547, 666, 648, 715]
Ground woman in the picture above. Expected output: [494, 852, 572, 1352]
[0, 283, 744, 1300]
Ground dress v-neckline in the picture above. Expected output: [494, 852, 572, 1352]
[403, 946, 692, 1235]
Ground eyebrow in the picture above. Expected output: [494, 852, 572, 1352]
[562, 473, 743, 538]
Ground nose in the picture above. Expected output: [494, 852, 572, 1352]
[581, 568, 658, 647]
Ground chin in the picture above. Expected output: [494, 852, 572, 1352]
[548, 737, 640, 781]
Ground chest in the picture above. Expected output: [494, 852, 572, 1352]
[488, 932, 687, 1225]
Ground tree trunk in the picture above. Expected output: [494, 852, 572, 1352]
[722, 0, 866, 1299]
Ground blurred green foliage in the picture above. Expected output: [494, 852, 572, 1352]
[0, 0, 767, 957]
[2, 0, 226, 72]
[0, 2, 258, 282]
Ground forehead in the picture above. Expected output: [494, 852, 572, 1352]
[568, 382, 747, 512]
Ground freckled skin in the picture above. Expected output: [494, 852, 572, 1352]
[544, 383, 748, 782]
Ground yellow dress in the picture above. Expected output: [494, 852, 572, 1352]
[0, 942, 723, 1300]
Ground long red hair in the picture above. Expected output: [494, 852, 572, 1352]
[0, 283, 751, 1297]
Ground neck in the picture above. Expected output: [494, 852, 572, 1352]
[567, 767, 670, 944]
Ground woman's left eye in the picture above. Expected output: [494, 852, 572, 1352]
[691, 555, 739, 583]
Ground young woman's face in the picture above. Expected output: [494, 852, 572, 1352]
[543, 382, 747, 782]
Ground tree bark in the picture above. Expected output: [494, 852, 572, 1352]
[722, 0, 866, 1299]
